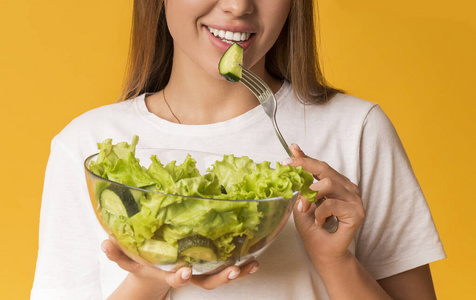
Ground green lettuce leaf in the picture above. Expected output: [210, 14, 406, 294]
[89, 136, 155, 188]
[209, 156, 317, 201]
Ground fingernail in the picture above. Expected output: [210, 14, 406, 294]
[228, 269, 240, 280]
[181, 268, 192, 280]
[310, 185, 319, 191]
[292, 144, 302, 152]
[297, 201, 303, 212]
[281, 157, 294, 166]
[249, 265, 259, 274]
[101, 242, 108, 255]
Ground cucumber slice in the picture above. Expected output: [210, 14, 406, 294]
[218, 43, 243, 82]
[138, 239, 178, 264]
[180, 247, 218, 262]
[100, 184, 139, 217]
[178, 236, 218, 262]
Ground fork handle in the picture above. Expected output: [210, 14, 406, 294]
[271, 116, 293, 157]
[324, 215, 339, 233]
[315, 197, 339, 233]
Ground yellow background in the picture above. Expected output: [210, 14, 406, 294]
[1, 0, 474, 298]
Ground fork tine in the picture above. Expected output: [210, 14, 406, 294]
[243, 77, 267, 99]
[241, 76, 264, 100]
[241, 67, 271, 95]
[241, 70, 262, 92]
[240, 68, 271, 103]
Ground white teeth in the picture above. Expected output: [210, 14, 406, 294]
[232, 32, 241, 40]
[207, 26, 251, 43]
[225, 31, 233, 40]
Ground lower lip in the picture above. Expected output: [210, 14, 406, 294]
[204, 27, 254, 52]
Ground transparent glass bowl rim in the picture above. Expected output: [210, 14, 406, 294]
[84, 152, 299, 203]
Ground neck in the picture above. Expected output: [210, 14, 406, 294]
[145, 51, 282, 125]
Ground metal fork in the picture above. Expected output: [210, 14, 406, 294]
[239, 65, 293, 157]
[239, 65, 339, 234]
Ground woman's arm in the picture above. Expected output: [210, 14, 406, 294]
[377, 264, 437, 300]
[108, 273, 171, 300]
[309, 250, 391, 299]
[102, 239, 185, 300]
[308, 249, 436, 299]
[286, 144, 438, 299]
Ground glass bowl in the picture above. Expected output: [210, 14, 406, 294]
[84, 148, 298, 275]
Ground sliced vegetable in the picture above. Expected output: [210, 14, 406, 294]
[178, 235, 218, 262]
[218, 43, 243, 82]
[138, 239, 178, 264]
[100, 184, 139, 217]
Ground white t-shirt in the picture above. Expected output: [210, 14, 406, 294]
[31, 81, 445, 299]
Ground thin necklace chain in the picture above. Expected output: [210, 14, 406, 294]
[163, 89, 181, 124]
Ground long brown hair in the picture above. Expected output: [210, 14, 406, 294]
[119, 0, 341, 104]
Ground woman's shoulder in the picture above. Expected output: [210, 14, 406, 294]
[320, 92, 378, 118]
[282, 83, 380, 127]
[61, 99, 135, 133]
[322, 93, 397, 138]
[51, 96, 144, 158]
[65, 94, 144, 128]
[74, 97, 138, 122]
[282, 82, 376, 114]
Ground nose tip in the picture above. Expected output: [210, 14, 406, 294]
[219, 0, 254, 16]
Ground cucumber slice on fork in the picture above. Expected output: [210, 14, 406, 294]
[218, 43, 243, 82]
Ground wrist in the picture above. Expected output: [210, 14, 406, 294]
[311, 251, 391, 299]
[312, 250, 354, 273]
[132, 272, 171, 294]
[108, 273, 171, 300]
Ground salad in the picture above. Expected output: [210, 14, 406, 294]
[87, 136, 316, 265]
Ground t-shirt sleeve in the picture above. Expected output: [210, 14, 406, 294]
[31, 137, 104, 299]
[354, 105, 446, 280]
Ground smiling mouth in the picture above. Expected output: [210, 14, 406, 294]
[207, 26, 252, 44]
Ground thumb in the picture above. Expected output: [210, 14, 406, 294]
[290, 144, 307, 158]
[163, 267, 193, 288]
[293, 198, 317, 231]
[102, 239, 142, 273]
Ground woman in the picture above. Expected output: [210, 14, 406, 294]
[32, 0, 445, 299]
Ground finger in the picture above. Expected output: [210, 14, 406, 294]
[101, 239, 142, 273]
[163, 267, 192, 288]
[290, 143, 307, 158]
[294, 197, 334, 227]
[190, 266, 240, 290]
[314, 198, 365, 230]
[234, 261, 260, 278]
[282, 151, 337, 182]
[293, 197, 318, 230]
[190, 261, 259, 290]
[286, 145, 359, 194]
[295, 194, 312, 213]
[310, 178, 361, 204]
